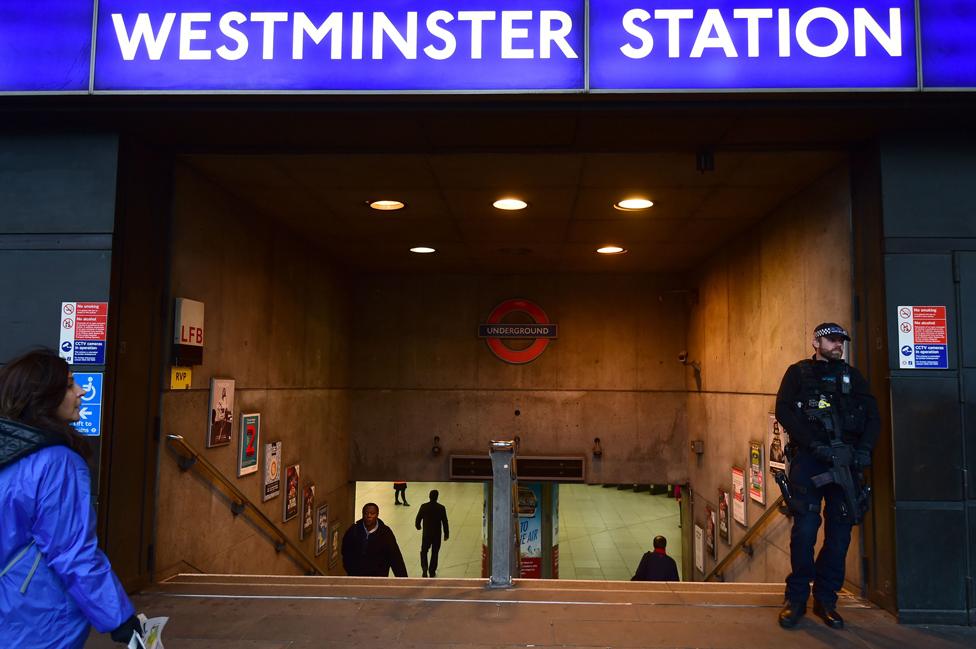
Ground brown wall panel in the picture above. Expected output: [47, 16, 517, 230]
[686, 164, 857, 585]
[156, 165, 353, 578]
[349, 273, 691, 484]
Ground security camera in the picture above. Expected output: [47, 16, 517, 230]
[678, 351, 689, 364]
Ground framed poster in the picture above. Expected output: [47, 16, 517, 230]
[705, 503, 716, 559]
[767, 413, 788, 475]
[718, 488, 731, 545]
[207, 378, 234, 447]
[263, 441, 281, 501]
[315, 504, 329, 557]
[329, 522, 341, 569]
[749, 440, 766, 505]
[300, 483, 315, 540]
[237, 413, 260, 477]
[283, 464, 300, 522]
[732, 466, 747, 527]
[694, 524, 704, 575]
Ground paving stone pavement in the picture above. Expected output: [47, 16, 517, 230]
[86, 576, 976, 649]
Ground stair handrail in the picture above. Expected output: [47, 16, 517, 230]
[704, 494, 786, 582]
[165, 434, 323, 576]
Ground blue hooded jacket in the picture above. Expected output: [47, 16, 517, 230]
[0, 418, 135, 648]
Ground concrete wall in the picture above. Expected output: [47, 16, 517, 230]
[349, 273, 691, 485]
[684, 165, 859, 586]
[156, 165, 354, 578]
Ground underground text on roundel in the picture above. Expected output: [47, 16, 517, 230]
[95, 0, 917, 91]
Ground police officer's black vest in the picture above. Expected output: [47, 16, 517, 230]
[797, 359, 868, 444]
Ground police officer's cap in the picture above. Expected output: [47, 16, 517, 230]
[813, 322, 850, 341]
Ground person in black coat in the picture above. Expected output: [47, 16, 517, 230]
[631, 535, 679, 582]
[341, 503, 408, 577]
[415, 490, 450, 577]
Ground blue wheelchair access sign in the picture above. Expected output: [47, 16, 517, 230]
[71, 372, 103, 437]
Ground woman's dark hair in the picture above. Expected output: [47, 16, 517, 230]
[0, 348, 90, 457]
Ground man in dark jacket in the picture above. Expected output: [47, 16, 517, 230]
[341, 503, 408, 577]
[775, 323, 880, 631]
[415, 490, 450, 577]
[631, 536, 679, 581]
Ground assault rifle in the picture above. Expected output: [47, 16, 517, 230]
[804, 405, 872, 525]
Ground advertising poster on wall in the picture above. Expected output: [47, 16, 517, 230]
[718, 489, 731, 545]
[207, 378, 234, 447]
[749, 440, 766, 504]
[705, 503, 716, 559]
[732, 467, 747, 527]
[329, 522, 341, 569]
[237, 413, 260, 477]
[767, 413, 788, 475]
[315, 504, 329, 557]
[300, 483, 315, 540]
[263, 441, 281, 501]
[283, 464, 300, 522]
[694, 524, 704, 575]
[518, 482, 543, 578]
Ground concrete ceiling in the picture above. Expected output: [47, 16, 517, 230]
[185, 148, 844, 274]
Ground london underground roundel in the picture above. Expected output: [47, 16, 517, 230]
[477, 299, 558, 364]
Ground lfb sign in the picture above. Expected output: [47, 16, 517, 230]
[478, 299, 558, 364]
[173, 298, 205, 365]
[175, 298, 205, 346]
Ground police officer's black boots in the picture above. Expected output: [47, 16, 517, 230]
[813, 600, 844, 629]
[778, 601, 806, 628]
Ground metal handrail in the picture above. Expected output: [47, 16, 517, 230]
[704, 495, 786, 582]
[165, 434, 322, 576]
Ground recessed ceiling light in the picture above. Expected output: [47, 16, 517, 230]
[613, 198, 654, 211]
[597, 246, 627, 255]
[369, 199, 405, 211]
[410, 246, 436, 254]
[493, 198, 528, 211]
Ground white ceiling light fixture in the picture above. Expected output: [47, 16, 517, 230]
[369, 199, 405, 211]
[613, 198, 654, 211]
[597, 246, 627, 255]
[492, 198, 528, 211]
[410, 246, 436, 254]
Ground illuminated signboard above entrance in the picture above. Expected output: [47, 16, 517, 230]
[3, 1, 976, 92]
[94, 0, 584, 91]
[0, 1, 93, 92]
[590, 0, 917, 89]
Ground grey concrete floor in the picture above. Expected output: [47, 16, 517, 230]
[86, 575, 976, 648]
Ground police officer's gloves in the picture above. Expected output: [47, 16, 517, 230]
[810, 443, 834, 463]
[110, 614, 143, 644]
[853, 448, 872, 469]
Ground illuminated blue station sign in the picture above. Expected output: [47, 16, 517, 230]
[1, 1, 975, 92]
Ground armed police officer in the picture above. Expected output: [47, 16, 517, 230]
[775, 323, 880, 630]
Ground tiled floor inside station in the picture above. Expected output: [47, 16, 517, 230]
[355, 481, 682, 580]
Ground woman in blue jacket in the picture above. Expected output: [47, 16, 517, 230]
[0, 349, 142, 648]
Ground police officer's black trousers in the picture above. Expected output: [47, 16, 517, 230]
[420, 535, 441, 576]
[785, 451, 853, 609]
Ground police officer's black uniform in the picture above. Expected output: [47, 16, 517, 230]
[774, 323, 880, 629]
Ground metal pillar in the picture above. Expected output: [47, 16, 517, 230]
[488, 440, 517, 588]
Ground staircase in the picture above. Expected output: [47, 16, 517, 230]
[83, 574, 976, 649]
